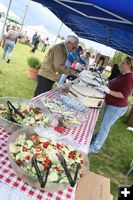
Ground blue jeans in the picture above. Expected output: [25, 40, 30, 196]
[89, 104, 128, 153]
[41, 44, 47, 52]
[2, 39, 15, 60]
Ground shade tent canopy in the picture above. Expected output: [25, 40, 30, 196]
[32, 0, 133, 55]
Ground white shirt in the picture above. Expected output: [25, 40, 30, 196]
[89, 58, 95, 66]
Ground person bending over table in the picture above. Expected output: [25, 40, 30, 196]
[34, 35, 79, 97]
[58, 45, 85, 86]
[89, 57, 133, 154]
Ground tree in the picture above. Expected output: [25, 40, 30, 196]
[87, 46, 95, 53]
[79, 41, 86, 48]
[109, 51, 129, 66]
[57, 34, 65, 40]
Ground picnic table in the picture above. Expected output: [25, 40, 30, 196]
[0, 89, 100, 200]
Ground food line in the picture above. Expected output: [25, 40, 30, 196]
[0, 69, 106, 199]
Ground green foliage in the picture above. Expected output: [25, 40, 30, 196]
[87, 46, 95, 53]
[79, 41, 86, 48]
[79, 41, 95, 53]
[90, 103, 133, 200]
[57, 35, 65, 40]
[27, 56, 41, 69]
[109, 51, 129, 66]
[0, 43, 44, 99]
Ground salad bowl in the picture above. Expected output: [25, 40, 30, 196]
[7, 127, 89, 191]
[0, 97, 52, 132]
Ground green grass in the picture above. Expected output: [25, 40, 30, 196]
[0, 43, 46, 98]
[0, 43, 133, 199]
[90, 97, 133, 200]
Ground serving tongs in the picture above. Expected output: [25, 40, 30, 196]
[7, 101, 24, 123]
[31, 157, 52, 188]
[58, 155, 80, 187]
[7, 105, 17, 123]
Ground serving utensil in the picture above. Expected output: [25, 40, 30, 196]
[7, 101, 24, 120]
[32, 157, 52, 188]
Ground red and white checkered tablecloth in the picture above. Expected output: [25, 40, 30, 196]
[0, 89, 100, 200]
[32, 89, 100, 154]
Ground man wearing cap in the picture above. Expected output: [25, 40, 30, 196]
[34, 35, 79, 96]
[2, 25, 18, 63]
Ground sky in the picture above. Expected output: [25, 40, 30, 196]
[0, 0, 116, 57]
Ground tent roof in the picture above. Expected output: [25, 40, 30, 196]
[32, 0, 133, 55]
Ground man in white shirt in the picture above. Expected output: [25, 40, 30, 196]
[89, 55, 96, 66]
[41, 37, 49, 52]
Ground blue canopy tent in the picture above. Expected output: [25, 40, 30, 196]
[32, 0, 133, 56]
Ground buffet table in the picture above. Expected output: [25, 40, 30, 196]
[0, 89, 100, 200]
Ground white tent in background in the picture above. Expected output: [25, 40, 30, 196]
[23, 24, 62, 44]
[0, 2, 20, 21]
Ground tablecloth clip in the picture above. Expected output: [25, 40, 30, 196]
[32, 157, 52, 188]
[7, 101, 25, 119]
[59, 156, 80, 187]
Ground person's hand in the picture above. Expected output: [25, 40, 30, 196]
[95, 85, 110, 94]
[101, 85, 110, 94]
[71, 69, 78, 76]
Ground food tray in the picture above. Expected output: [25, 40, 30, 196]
[38, 95, 89, 128]
[7, 127, 89, 191]
[0, 97, 52, 132]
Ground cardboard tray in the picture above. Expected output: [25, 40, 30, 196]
[68, 88, 104, 108]
[75, 172, 112, 200]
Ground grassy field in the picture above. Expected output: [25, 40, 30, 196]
[0, 43, 133, 199]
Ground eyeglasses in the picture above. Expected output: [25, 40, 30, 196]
[126, 57, 133, 66]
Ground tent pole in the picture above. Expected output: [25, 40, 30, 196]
[0, 0, 12, 42]
[60, 0, 131, 23]
[20, 0, 30, 34]
[54, 21, 63, 44]
[54, 0, 133, 25]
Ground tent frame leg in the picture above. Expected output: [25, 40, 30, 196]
[54, 21, 63, 44]
[20, 0, 30, 33]
[0, 0, 12, 42]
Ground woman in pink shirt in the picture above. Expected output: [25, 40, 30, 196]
[89, 57, 133, 153]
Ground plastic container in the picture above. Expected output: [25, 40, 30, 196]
[7, 127, 89, 191]
[40, 95, 89, 129]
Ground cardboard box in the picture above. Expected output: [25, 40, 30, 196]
[75, 172, 111, 200]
